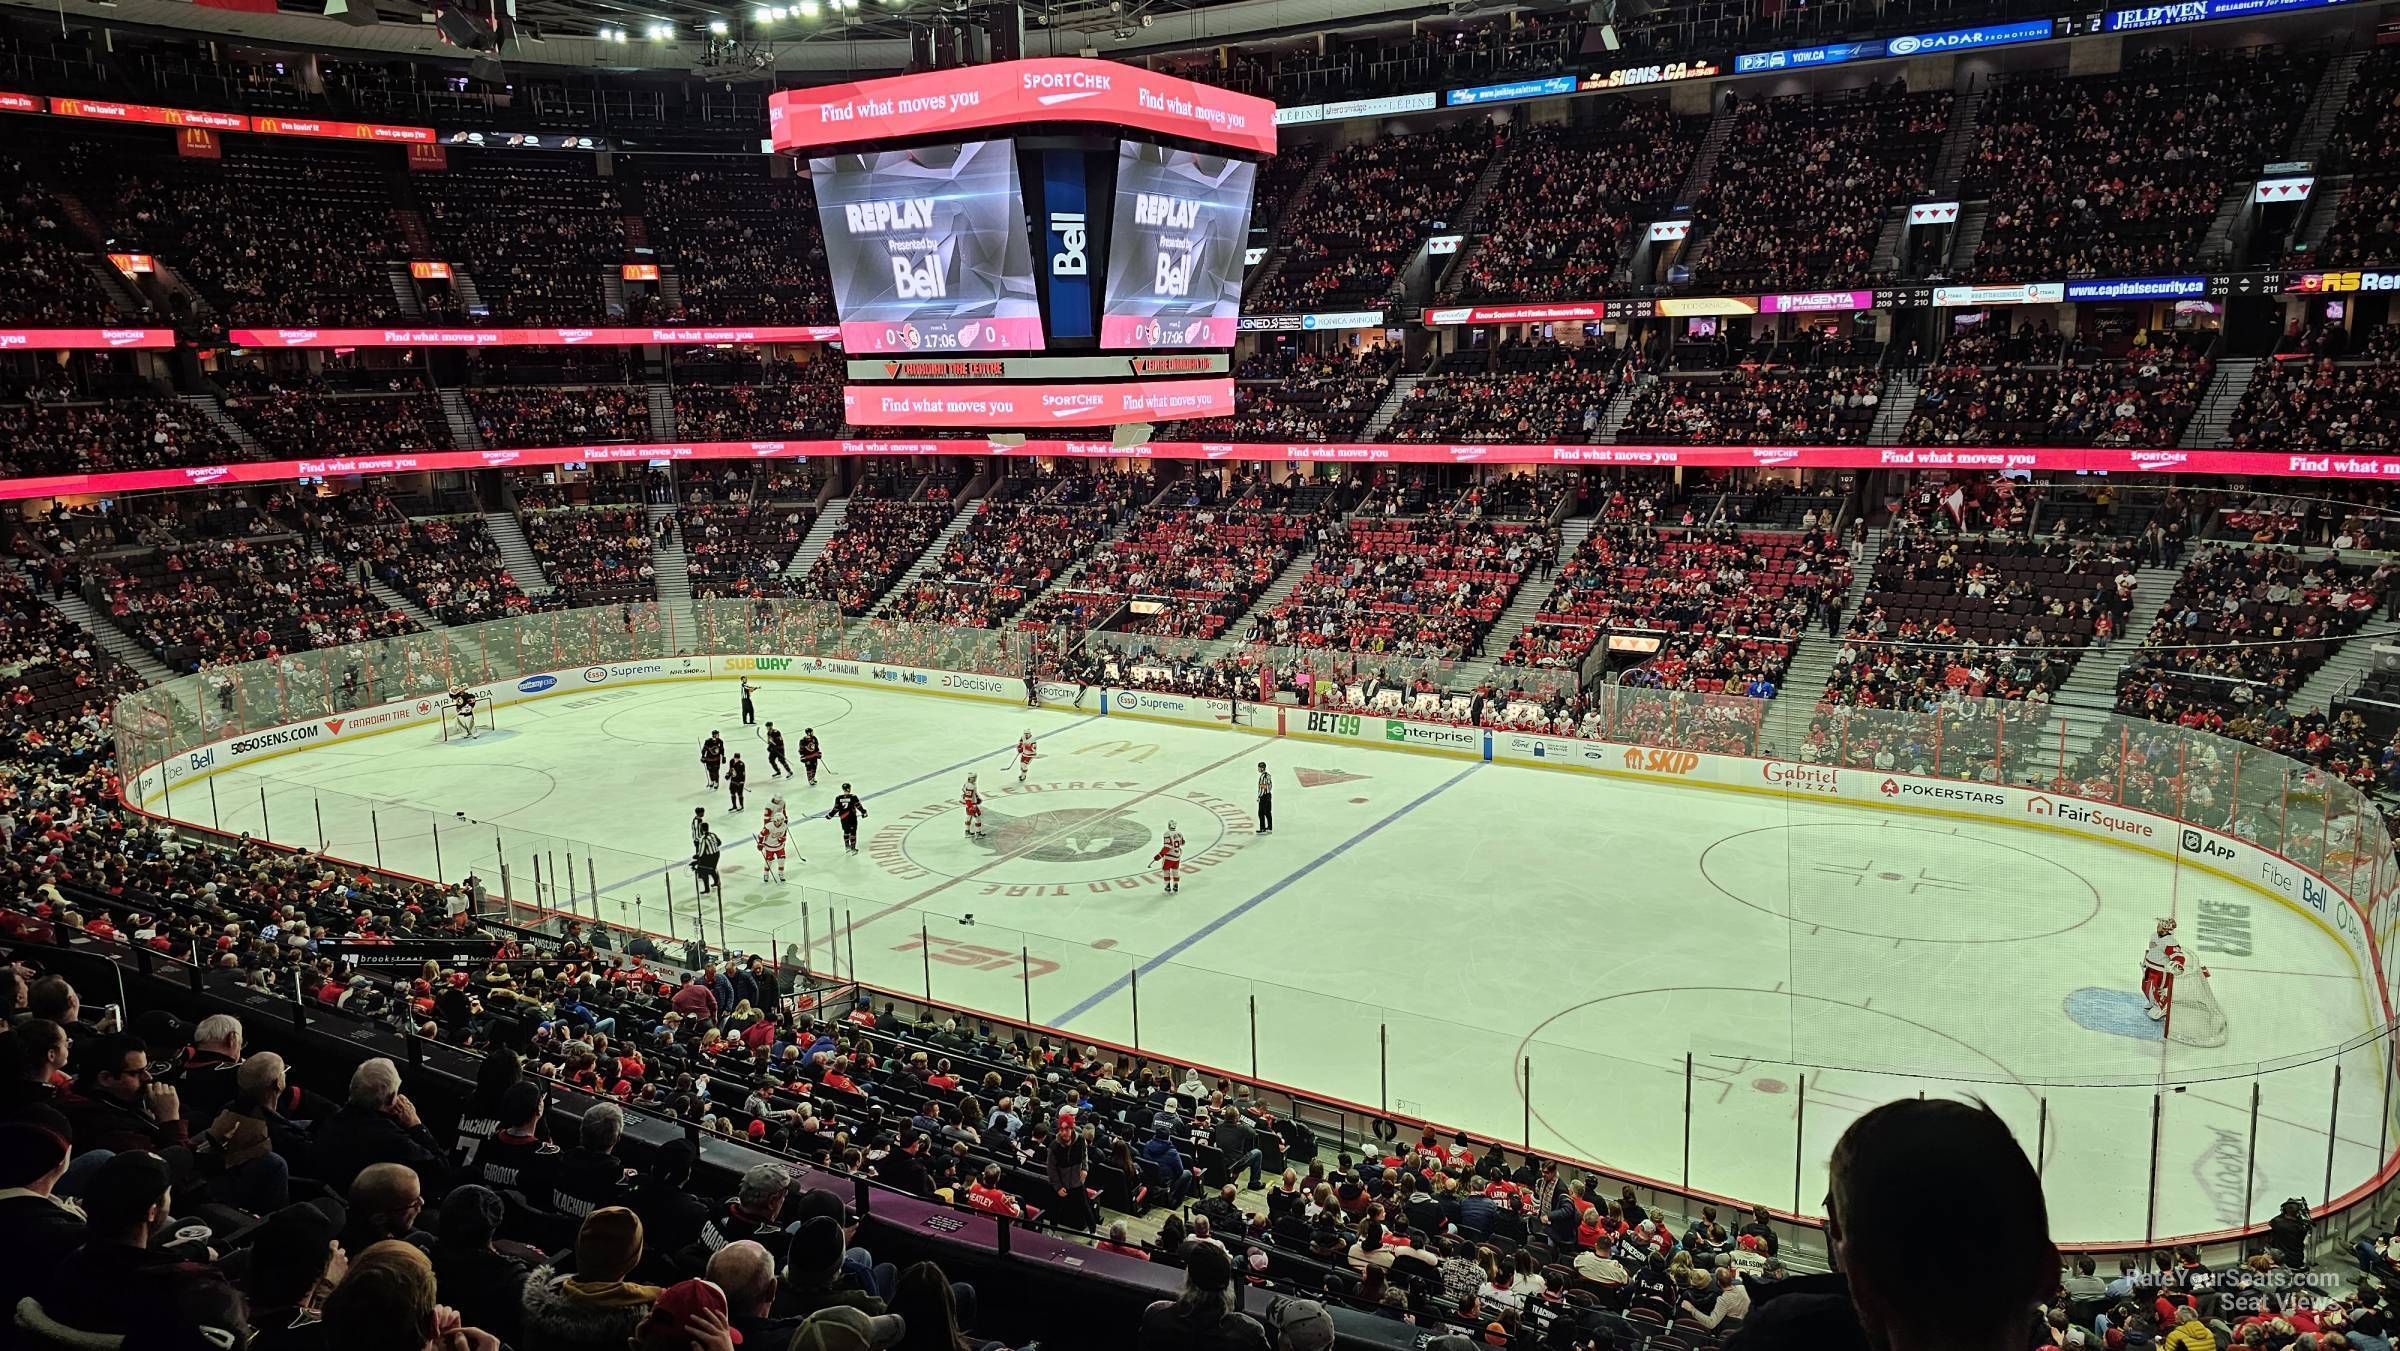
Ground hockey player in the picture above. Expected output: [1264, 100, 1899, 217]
[701, 730, 727, 790]
[1015, 730, 1038, 785]
[1153, 819, 1185, 894]
[961, 773, 987, 839]
[726, 753, 748, 812]
[797, 728, 823, 787]
[825, 783, 868, 853]
[450, 687, 481, 740]
[2141, 917, 2188, 1021]
[755, 796, 794, 883]
[765, 723, 792, 779]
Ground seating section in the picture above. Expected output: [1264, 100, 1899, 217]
[1616, 363, 1886, 445]
[226, 390, 455, 457]
[1694, 85, 1950, 291]
[352, 514, 547, 624]
[803, 497, 957, 616]
[0, 153, 121, 323]
[1498, 525, 1845, 693]
[1968, 47, 2318, 280]
[1253, 501, 1554, 660]
[1903, 339, 2208, 447]
[0, 397, 243, 478]
[2315, 50, 2400, 267]
[882, 473, 1145, 628]
[468, 386, 652, 447]
[1454, 106, 1703, 301]
[1021, 479, 1323, 640]
[1824, 502, 2138, 708]
[82, 537, 417, 670]
[673, 362, 845, 438]
[641, 162, 835, 324]
[522, 507, 657, 605]
[1180, 345, 1401, 442]
[680, 466, 819, 601]
[420, 157, 628, 323]
[2226, 357, 2400, 451]
[1252, 123, 1500, 313]
[0, 565, 122, 727]
[1385, 343, 1632, 444]
[2117, 547, 2386, 733]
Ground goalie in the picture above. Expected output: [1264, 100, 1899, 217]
[2140, 917, 2187, 1021]
[449, 687, 481, 741]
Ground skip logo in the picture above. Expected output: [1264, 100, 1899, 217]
[2179, 828, 2236, 862]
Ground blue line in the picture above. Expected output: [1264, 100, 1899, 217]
[1045, 761, 1485, 1026]
[592, 711, 1107, 899]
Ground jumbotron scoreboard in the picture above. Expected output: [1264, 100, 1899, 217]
[767, 59, 1274, 430]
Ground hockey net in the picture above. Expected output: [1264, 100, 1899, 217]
[437, 700, 497, 742]
[2166, 968, 2229, 1047]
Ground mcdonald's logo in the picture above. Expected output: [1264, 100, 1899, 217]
[1076, 740, 1159, 764]
[178, 128, 222, 159]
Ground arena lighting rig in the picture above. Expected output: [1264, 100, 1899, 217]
[765, 58, 1272, 431]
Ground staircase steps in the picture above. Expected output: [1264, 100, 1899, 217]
[484, 507, 554, 597]
[364, 575, 442, 631]
[784, 496, 849, 578]
[869, 498, 986, 616]
[2179, 357, 2259, 449]
[646, 502, 698, 643]
[1454, 513, 1598, 689]
[180, 392, 262, 456]
[386, 262, 426, 319]
[644, 379, 677, 442]
[1758, 527, 1885, 753]
[1867, 371, 1920, 446]
[1361, 374, 1422, 440]
[438, 389, 485, 450]
[28, 573, 175, 684]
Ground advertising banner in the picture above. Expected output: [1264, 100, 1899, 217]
[768, 59, 1276, 156]
[227, 326, 840, 347]
[811, 139, 1045, 355]
[1100, 144, 1256, 349]
[841, 378, 1237, 427]
[1759, 290, 1874, 314]
[0, 328, 175, 350]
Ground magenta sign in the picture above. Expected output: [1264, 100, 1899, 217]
[1759, 290, 1874, 314]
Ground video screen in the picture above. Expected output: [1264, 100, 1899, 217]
[1100, 144, 1257, 349]
[810, 139, 1043, 354]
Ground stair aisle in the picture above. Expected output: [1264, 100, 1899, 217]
[647, 502, 699, 644]
[1758, 526, 1885, 754]
[783, 497, 850, 579]
[868, 498, 986, 617]
[484, 506, 555, 597]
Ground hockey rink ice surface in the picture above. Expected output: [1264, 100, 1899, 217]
[175, 676, 2392, 1244]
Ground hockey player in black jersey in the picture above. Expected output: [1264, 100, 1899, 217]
[824, 784, 868, 853]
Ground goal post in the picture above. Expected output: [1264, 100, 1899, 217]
[2165, 967, 2228, 1047]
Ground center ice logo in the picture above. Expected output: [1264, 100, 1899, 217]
[974, 808, 1154, 863]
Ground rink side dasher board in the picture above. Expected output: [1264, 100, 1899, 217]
[124, 657, 2390, 1034]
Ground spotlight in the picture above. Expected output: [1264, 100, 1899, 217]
[753, 4, 772, 17]
[797, 0, 818, 17]
[647, 21, 673, 38]
[708, 17, 729, 33]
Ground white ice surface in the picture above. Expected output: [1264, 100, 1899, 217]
[165, 676, 2390, 1244]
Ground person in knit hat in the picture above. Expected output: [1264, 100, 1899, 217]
[520, 1206, 662, 1351]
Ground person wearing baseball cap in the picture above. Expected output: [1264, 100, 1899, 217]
[636, 1278, 742, 1349]
[1139, 1239, 1268, 1351]
[791, 1305, 904, 1351]
[1265, 1298, 1334, 1351]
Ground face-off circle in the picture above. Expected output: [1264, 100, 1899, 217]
[863, 780, 1252, 892]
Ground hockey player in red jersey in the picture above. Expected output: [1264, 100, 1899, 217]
[2141, 917, 2188, 1021]
[961, 773, 987, 839]
[1153, 820, 1185, 894]
[1015, 731, 1038, 785]
[755, 796, 793, 883]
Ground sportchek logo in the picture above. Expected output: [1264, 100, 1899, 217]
[1877, 777, 2006, 806]
[104, 330, 150, 347]
[1623, 747, 1700, 774]
[228, 724, 324, 756]
[182, 466, 233, 485]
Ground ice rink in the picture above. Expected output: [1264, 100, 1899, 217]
[165, 675, 2391, 1244]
